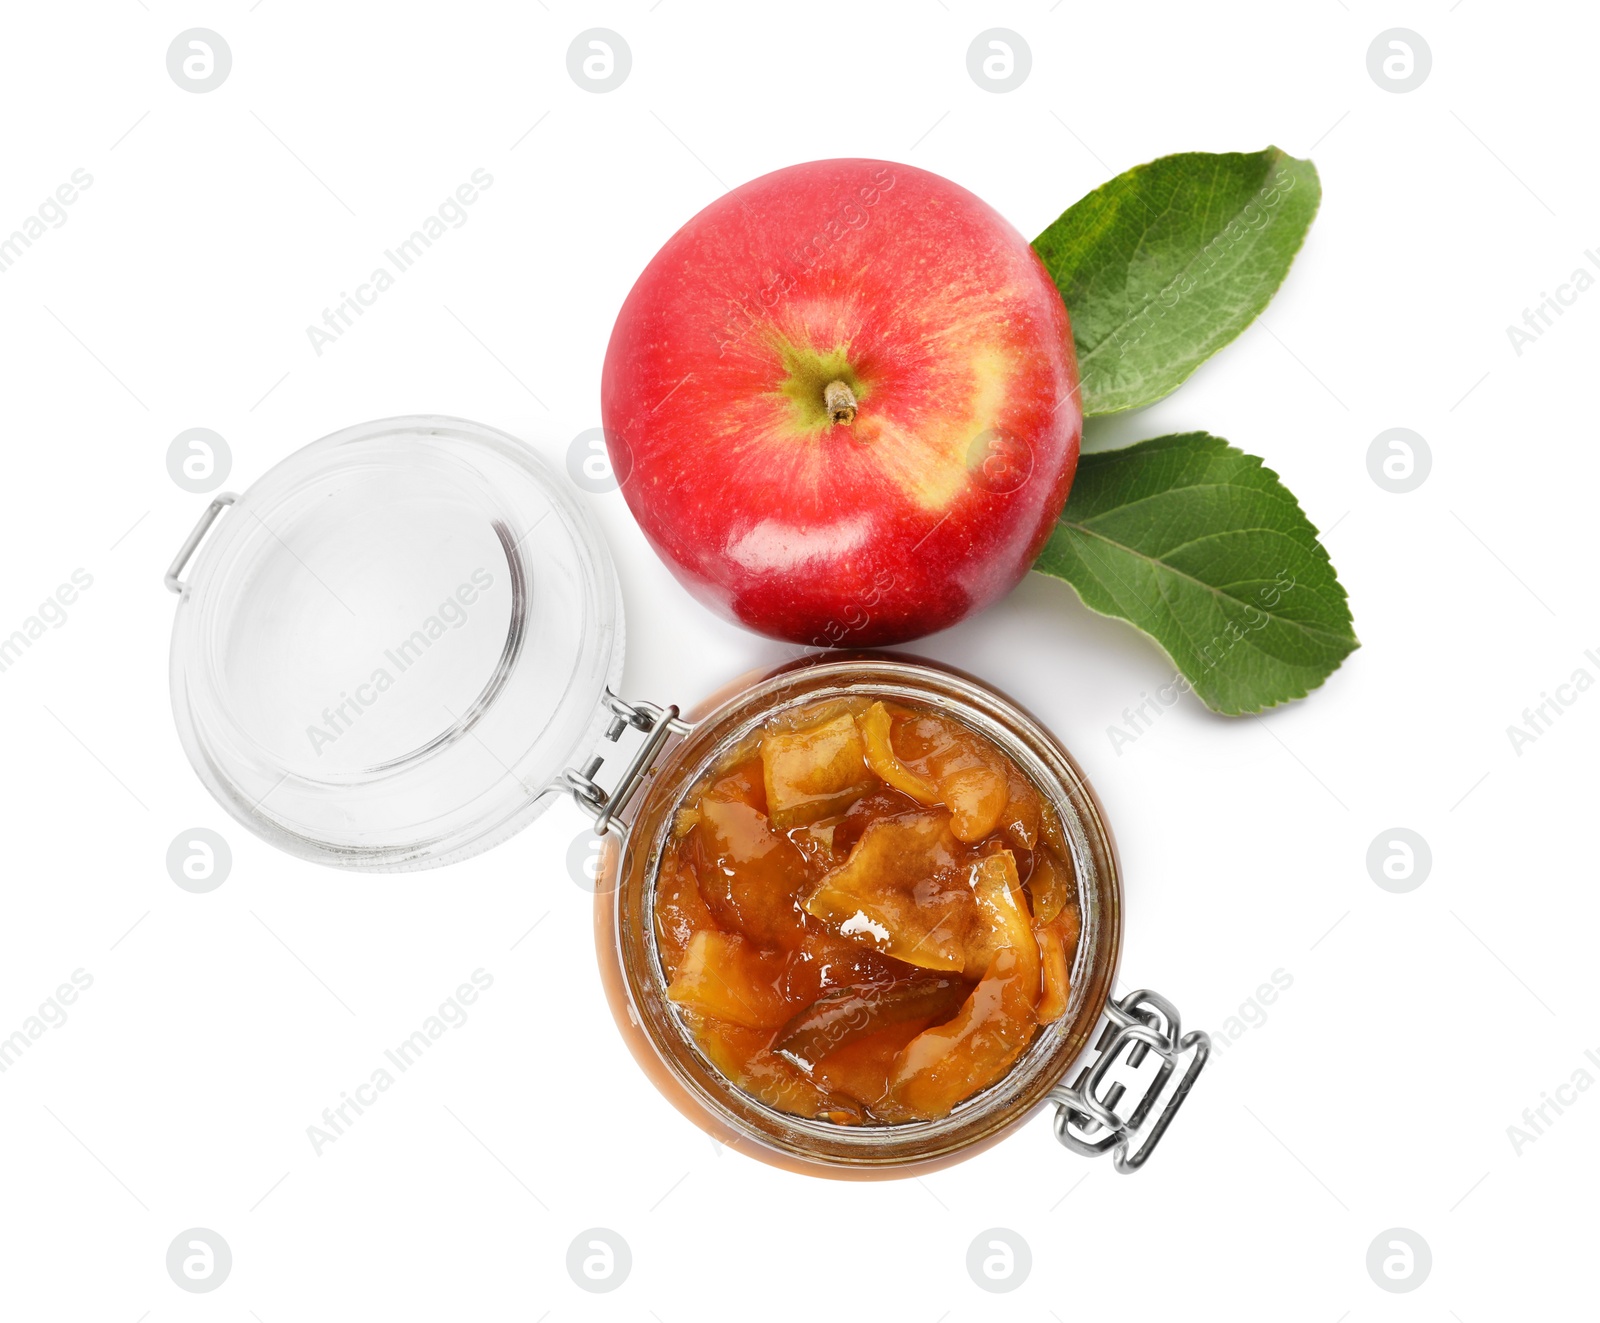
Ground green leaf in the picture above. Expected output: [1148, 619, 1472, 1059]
[1034, 148, 1321, 417]
[1035, 433, 1357, 715]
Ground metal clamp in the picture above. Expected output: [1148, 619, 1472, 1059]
[560, 690, 691, 839]
[1049, 987, 1210, 1173]
[165, 493, 238, 595]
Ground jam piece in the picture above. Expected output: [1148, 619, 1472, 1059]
[880, 845, 1039, 1116]
[832, 785, 924, 854]
[939, 763, 1010, 843]
[860, 702, 1010, 843]
[761, 711, 877, 829]
[960, 850, 1033, 976]
[810, 1017, 939, 1110]
[667, 931, 796, 1029]
[798, 821, 837, 857]
[893, 710, 1011, 843]
[739, 1049, 865, 1125]
[797, 927, 908, 991]
[657, 695, 1084, 1125]
[859, 702, 941, 804]
[1027, 847, 1073, 926]
[802, 810, 977, 972]
[1038, 798, 1071, 860]
[885, 944, 1041, 1119]
[654, 841, 720, 979]
[1035, 915, 1072, 1023]
[692, 759, 816, 950]
[772, 977, 968, 1072]
[688, 1012, 865, 1124]
[1053, 892, 1082, 960]
[1000, 765, 1041, 851]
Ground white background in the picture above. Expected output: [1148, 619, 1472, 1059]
[1, 1, 1595, 1318]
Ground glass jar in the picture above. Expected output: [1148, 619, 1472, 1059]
[165, 414, 1207, 1178]
[595, 652, 1126, 1175]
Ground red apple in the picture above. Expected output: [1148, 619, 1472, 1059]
[601, 158, 1080, 646]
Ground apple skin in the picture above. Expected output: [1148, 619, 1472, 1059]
[601, 158, 1081, 647]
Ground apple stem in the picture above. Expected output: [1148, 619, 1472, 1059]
[823, 380, 858, 426]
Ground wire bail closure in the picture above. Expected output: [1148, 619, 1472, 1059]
[560, 690, 691, 840]
[1049, 987, 1210, 1173]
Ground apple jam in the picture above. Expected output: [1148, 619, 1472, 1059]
[653, 696, 1081, 1125]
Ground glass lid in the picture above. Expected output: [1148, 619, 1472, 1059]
[168, 415, 623, 871]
